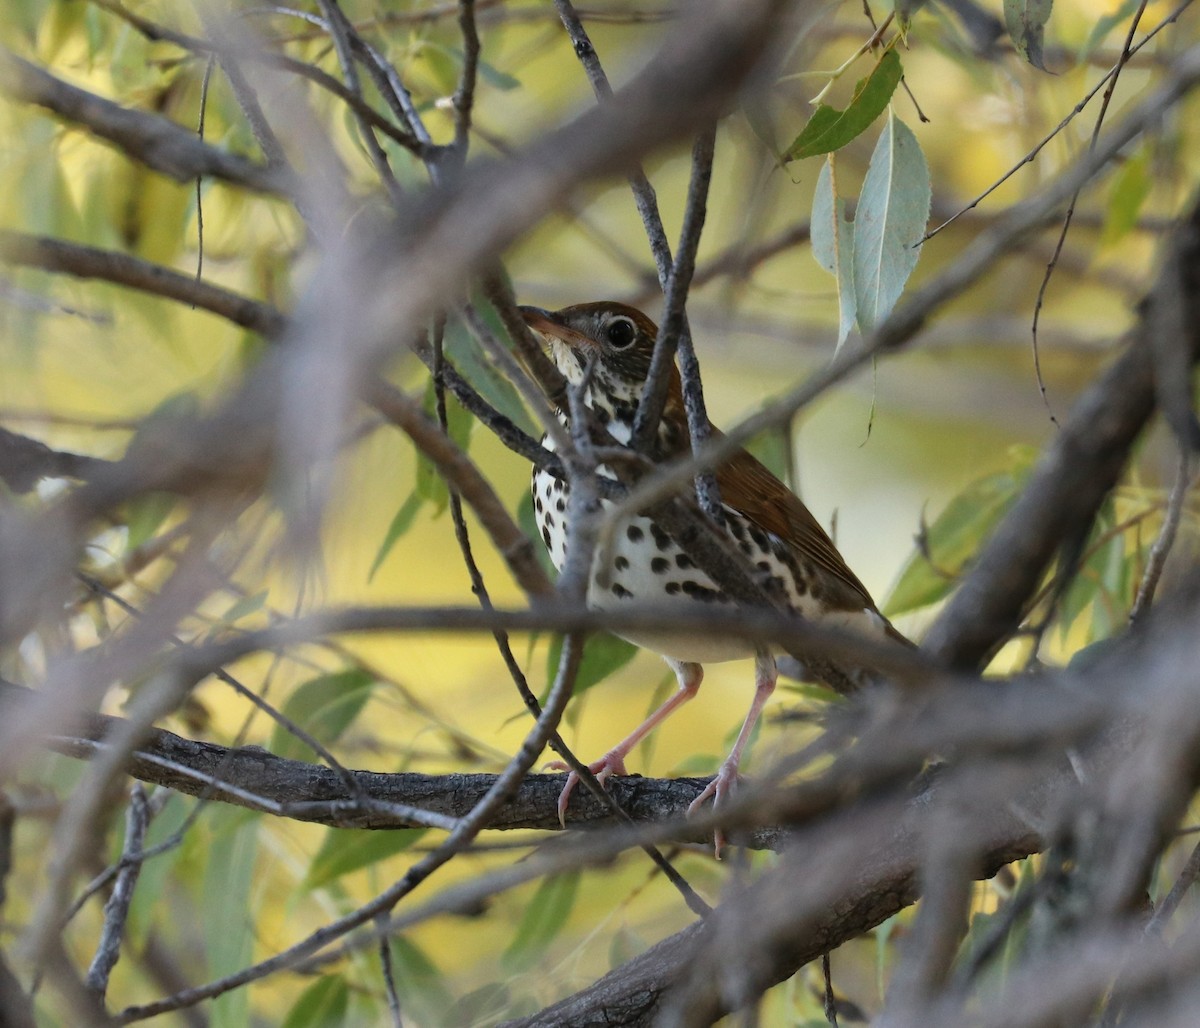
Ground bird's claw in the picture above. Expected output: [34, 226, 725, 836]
[548, 752, 629, 826]
[687, 762, 741, 859]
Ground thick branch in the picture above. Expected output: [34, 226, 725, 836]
[925, 192, 1200, 669]
[0, 49, 289, 196]
[0, 232, 287, 338]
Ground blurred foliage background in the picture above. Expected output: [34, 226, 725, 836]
[2, 0, 1200, 1024]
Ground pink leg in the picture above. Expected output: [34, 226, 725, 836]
[551, 659, 703, 824]
[688, 651, 777, 857]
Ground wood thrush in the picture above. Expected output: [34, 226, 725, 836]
[521, 301, 908, 843]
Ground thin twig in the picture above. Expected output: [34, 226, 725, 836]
[376, 913, 403, 1028]
[920, 0, 1194, 243]
[0, 232, 287, 337]
[1130, 448, 1193, 623]
[0, 48, 288, 194]
[1029, 0, 1149, 426]
[316, 0, 404, 205]
[453, 0, 480, 154]
[85, 785, 151, 999]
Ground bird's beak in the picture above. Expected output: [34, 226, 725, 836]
[518, 305, 598, 353]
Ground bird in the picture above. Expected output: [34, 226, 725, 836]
[520, 301, 909, 847]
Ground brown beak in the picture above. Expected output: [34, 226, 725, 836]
[517, 305, 598, 352]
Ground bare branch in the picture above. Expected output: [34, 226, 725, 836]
[0, 49, 289, 196]
[0, 231, 287, 338]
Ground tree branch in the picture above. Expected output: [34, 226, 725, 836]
[0, 48, 289, 196]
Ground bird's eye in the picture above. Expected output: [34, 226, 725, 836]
[605, 317, 636, 349]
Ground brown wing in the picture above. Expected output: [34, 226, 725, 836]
[662, 369, 910, 641]
[713, 436, 877, 613]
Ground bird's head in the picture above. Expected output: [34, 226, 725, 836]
[519, 301, 660, 395]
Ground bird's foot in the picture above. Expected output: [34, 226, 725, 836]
[547, 752, 629, 826]
[687, 760, 741, 859]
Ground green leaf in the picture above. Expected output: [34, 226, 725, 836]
[785, 50, 903, 161]
[124, 492, 176, 552]
[884, 447, 1035, 616]
[269, 669, 376, 761]
[741, 95, 783, 165]
[1101, 148, 1151, 249]
[389, 937, 453, 1025]
[894, 0, 932, 26]
[852, 112, 931, 332]
[369, 492, 425, 581]
[443, 308, 537, 437]
[544, 632, 638, 701]
[126, 794, 189, 941]
[1079, 0, 1142, 60]
[501, 872, 581, 971]
[281, 977, 349, 1028]
[745, 426, 791, 484]
[811, 156, 858, 350]
[444, 983, 514, 1026]
[220, 590, 268, 626]
[1005, 0, 1055, 70]
[416, 381, 474, 516]
[203, 807, 259, 1028]
[304, 828, 428, 890]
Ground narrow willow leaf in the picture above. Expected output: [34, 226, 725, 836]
[270, 669, 376, 761]
[811, 156, 858, 350]
[416, 381, 474, 515]
[884, 447, 1035, 616]
[281, 977, 349, 1028]
[388, 938, 454, 1025]
[1005, 0, 1054, 70]
[501, 872, 581, 971]
[444, 307, 537, 437]
[786, 50, 903, 161]
[1101, 148, 1151, 249]
[894, 0, 931, 25]
[852, 112, 931, 332]
[369, 491, 425, 581]
[124, 492, 176, 552]
[220, 590, 268, 626]
[1079, 0, 1141, 60]
[203, 808, 259, 1026]
[303, 828, 427, 890]
[544, 632, 639, 701]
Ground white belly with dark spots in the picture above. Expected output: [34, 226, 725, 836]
[532, 466, 884, 664]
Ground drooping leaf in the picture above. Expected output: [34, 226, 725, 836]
[1079, 0, 1142, 60]
[304, 828, 427, 890]
[741, 95, 783, 166]
[124, 491, 177, 552]
[218, 590, 269, 626]
[894, 0, 932, 26]
[745, 425, 792, 484]
[501, 872, 581, 971]
[443, 308, 537, 437]
[203, 807, 259, 1027]
[884, 447, 1035, 616]
[785, 50, 903, 161]
[416, 381, 474, 516]
[269, 669, 377, 761]
[852, 112, 931, 332]
[281, 977, 349, 1028]
[544, 632, 638, 702]
[811, 156, 858, 349]
[369, 491, 426, 581]
[1005, 0, 1055, 70]
[1101, 147, 1151, 249]
[388, 937, 454, 1025]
